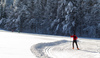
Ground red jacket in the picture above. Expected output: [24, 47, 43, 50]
[70, 35, 78, 40]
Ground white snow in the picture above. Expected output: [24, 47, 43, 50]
[0, 29, 62, 58]
[0, 29, 100, 58]
[45, 39, 100, 58]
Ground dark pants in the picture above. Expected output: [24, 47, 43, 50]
[72, 40, 78, 48]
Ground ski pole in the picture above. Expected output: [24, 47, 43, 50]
[70, 35, 72, 49]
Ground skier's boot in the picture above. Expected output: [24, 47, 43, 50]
[77, 48, 79, 50]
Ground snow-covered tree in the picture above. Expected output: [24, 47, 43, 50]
[0, 0, 100, 38]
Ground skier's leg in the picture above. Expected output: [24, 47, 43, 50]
[75, 40, 79, 49]
[72, 40, 74, 49]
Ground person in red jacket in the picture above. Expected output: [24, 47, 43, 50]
[70, 34, 79, 50]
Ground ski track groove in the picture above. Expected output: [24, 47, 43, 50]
[31, 39, 100, 58]
[31, 40, 68, 58]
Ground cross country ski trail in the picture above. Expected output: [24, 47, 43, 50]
[31, 39, 100, 58]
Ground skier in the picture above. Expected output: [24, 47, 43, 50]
[70, 34, 79, 50]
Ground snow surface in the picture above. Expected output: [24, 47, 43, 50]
[0, 29, 63, 58]
[0, 29, 100, 58]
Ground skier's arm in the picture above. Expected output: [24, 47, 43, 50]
[70, 35, 73, 37]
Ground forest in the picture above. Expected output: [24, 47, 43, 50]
[0, 0, 100, 38]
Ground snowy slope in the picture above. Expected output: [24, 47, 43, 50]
[31, 38, 100, 58]
[0, 29, 100, 58]
[43, 40, 100, 58]
[0, 29, 63, 58]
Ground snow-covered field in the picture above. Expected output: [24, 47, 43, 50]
[0, 29, 100, 58]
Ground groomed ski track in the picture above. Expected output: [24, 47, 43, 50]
[31, 38, 100, 58]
